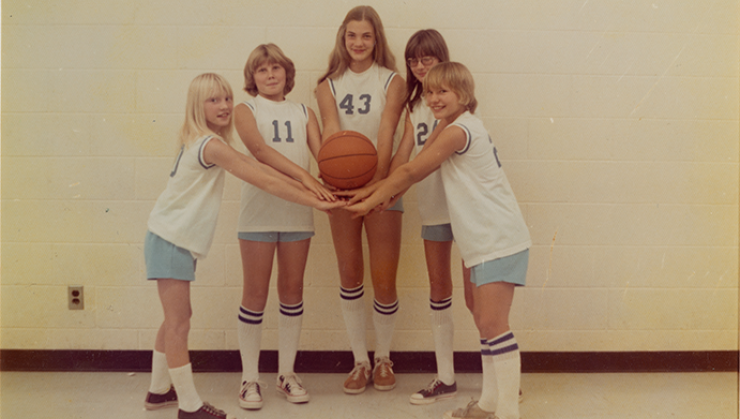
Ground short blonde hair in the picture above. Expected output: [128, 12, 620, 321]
[179, 73, 235, 147]
[243, 43, 296, 97]
[423, 62, 477, 114]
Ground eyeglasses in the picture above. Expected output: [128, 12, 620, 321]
[407, 56, 437, 67]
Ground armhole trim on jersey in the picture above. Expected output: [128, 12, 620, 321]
[243, 101, 256, 113]
[198, 135, 217, 169]
[383, 72, 396, 93]
[328, 79, 337, 98]
[453, 124, 472, 155]
[301, 103, 308, 120]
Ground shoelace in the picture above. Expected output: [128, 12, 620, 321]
[201, 402, 226, 416]
[375, 359, 393, 377]
[281, 374, 307, 395]
[242, 382, 261, 398]
[423, 379, 443, 394]
[454, 400, 479, 415]
[349, 364, 369, 379]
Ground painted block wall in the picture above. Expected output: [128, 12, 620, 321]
[1, 0, 738, 353]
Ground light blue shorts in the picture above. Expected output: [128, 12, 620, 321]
[238, 231, 314, 243]
[421, 223, 454, 242]
[470, 249, 529, 287]
[386, 196, 404, 212]
[144, 231, 196, 281]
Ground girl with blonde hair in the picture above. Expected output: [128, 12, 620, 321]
[143, 73, 343, 419]
[344, 62, 530, 419]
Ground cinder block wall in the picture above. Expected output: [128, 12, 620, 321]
[2, 0, 738, 353]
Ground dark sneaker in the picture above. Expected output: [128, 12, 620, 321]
[178, 402, 234, 419]
[277, 374, 310, 403]
[144, 385, 178, 410]
[410, 378, 457, 405]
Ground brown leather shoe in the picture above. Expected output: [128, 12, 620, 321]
[373, 357, 396, 391]
[343, 362, 371, 394]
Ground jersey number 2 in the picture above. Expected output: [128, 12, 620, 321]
[416, 120, 439, 146]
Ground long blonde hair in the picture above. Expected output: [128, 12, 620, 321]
[317, 5, 397, 85]
[178, 73, 235, 147]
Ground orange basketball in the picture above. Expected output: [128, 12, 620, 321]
[318, 130, 378, 190]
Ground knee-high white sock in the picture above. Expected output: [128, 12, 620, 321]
[372, 299, 398, 360]
[478, 338, 498, 413]
[238, 306, 263, 383]
[340, 285, 370, 364]
[278, 301, 303, 376]
[430, 297, 455, 385]
[148, 349, 172, 394]
[479, 331, 521, 419]
[168, 363, 202, 412]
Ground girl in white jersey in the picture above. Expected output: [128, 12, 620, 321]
[387, 29, 467, 405]
[234, 44, 334, 410]
[344, 62, 531, 419]
[315, 5, 406, 394]
[143, 73, 343, 419]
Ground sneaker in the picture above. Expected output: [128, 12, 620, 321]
[373, 357, 396, 391]
[239, 381, 263, 410]
[178, 402, 234, 419]
[277, 374, 310, 403]
[144, 385, 178, 410]
[443, 400, 496, 419]
[343, 361, 371, 394]
[410, 378, 457, 405]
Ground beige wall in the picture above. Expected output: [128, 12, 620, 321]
[1, 0, 738, 353]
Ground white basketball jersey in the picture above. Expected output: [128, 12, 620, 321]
[440, 112, 531, 268]
[329, 63, 397, 146]
[409, 100, 450, 226]
[148, 135, 225, 259]
[238, 96, 314, 232]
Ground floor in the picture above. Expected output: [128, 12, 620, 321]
[1, 371, 737, 419]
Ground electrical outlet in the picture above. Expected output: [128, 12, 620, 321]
[68, 285, 84, 310]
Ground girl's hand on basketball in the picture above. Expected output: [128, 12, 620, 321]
[317, 173, 339, 192]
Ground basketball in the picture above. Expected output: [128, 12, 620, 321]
[317, 130, 378, 190]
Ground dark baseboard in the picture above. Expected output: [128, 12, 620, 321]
[1, 350, 736, 373]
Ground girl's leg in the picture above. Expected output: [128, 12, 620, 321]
[237, 239, 275, 409]
[364, 210, 402, 390]
[275, 238, 309, 376]
[463, 263, 474, 314]
[157, 278, 203, 413]
[149, 327, 172, 394]
[329, 209, 371, 392]
[274, 238, 311, 403]
[423, 239, 455, 386]
[473, 282, 520, 419]
[330, 210, 369, 362]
